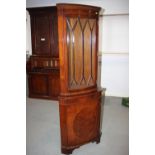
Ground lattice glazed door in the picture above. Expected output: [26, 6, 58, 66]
[67, 17, 97, 89]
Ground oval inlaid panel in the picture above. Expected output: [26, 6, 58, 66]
[73, 108, 97, 139]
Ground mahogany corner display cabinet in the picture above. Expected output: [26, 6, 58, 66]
[26, 3, 105, 154]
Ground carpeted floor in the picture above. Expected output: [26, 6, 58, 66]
[26, 96, 129, 155]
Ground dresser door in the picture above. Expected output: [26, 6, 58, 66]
[29, 7, 59, 57]
[31, 13, 51, 56]
[28, 74, 49, 97]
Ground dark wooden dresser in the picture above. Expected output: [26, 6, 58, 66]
[27, 7, 60, 100]
[27, 3, 105, 154]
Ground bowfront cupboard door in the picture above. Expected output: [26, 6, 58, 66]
[57, 4, 102, 154]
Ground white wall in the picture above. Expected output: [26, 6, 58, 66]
[26, 11, 32, 55]
[26, 0, 129, 97]
[99, 15, 129, 97]
[100, 15, 129, 52]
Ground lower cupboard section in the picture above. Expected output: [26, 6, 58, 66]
[59, 90, 103, 154]
[28, 71, 60, 100]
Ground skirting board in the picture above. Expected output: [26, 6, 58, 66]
[101, 93, 128, 98]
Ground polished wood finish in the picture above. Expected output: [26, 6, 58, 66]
[57, 4, 100, 94]
[27, 4, 104, 154]
[27, 7, 59, 57]
[59, 90, 103, 154]
[66, 17, 97, 89]
[57, 4, 104, 154]
[27, 7, 60, 100]
[28, 70, 60, 100]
